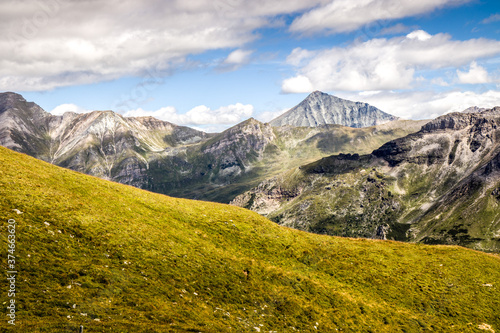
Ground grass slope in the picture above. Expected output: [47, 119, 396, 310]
[0, 146, 499, 332]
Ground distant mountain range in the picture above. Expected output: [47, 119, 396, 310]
[0, 91, 421, 203]
[2, 90, 500, 331]
[232, 108, 500, 251]
[2, 90, 500, 251]
[270, 91, 398, 127]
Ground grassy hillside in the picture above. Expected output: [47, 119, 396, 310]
[0, 146, 499, 332]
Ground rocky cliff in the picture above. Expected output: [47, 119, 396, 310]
[270, 91, 398, 128]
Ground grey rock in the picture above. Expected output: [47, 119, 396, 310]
[270, 91, 398, 128]
[461, 106, 486, 114]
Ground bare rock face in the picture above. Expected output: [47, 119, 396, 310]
[202, 118, 276, 179]
[0, 92, 53, 152]
[270, 91, 398, 128]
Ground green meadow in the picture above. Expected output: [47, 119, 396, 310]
[0, 146, 499, 332]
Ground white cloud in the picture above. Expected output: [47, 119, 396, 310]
[281, 75, 314, 94]
[290, 0, 471, 34]
[123, 103, 254, 127]
[123, 106, 178, 122]
[482, 13, 500, 24]
[216, 49, 254, 72]
[0, 0, 329, 91]
[380, 23, 414, 36]
[282, 31, 500, 93]
[406, 30, 432, 41]
[255, 108, 290, 123]
[457, 61, 491, 84]
[285, 48, 317, 66]
[338, 90, 500, 120]
[224, 49, 254, 64]
[50, 103, 91, 115]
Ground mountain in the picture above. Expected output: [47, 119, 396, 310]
[1, 145, 500, 332]
[232, 108, 500, 252]
[0, 92, 209, 185]
[146, 117, 428, 202]
[0, 92, 425, 203]
[269, 91, 398, 128]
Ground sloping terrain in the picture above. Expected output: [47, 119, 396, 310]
[233, 109, 500, 252]
[0, 92, 425, 203]
[0, 146, 499, 332]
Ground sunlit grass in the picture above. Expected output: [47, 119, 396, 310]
[0, 146, 499, 332]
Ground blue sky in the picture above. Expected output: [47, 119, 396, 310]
[1, 0, 500, 132]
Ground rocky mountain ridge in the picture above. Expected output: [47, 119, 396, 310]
[0, 92, 208, 183]
[0, 92, 424, 203]
[232, 108, 500, 251]
[270, 91, 398, 128]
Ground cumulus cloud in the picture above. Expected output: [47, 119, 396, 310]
[0, 0, 329, 91]
[50, 103, 91, 115]
[224, 49, 254, 65]
[216, 49, 254, 72]
[281, 75, 314, 94]
[255, 108, 290, 123]
[290, 0, 471, 34]
[338, 90, 500, 120]
[123, 103, 254, 127]
[282, 31, 500, 93]
[406, 30, 432, 41]
[457, 61, 491, 84]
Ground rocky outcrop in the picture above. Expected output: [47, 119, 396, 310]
[202, 118, 276, 172]
[270, 91, 398, 128]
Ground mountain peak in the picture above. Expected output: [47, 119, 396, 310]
[0, 91, 35, 113]
[461, 106, 486, 114]
[270, 91, 398, 128]
[310, 90, 326, 96]
[0, 91, 50, 121]
[0, 91, 28, 101]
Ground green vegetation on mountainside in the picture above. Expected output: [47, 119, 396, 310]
[150, 120, 428, 203]
[1, 146, 499, 332]
[233, 111, 500, 252]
